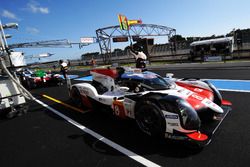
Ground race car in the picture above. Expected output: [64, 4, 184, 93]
[17, 69, 63, 89]
[69, 67, 232, 146]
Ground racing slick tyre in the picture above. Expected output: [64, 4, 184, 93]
[71, 87, 84, 109]
[199, 109, 215, 122]
[26, 79, 36, 89]
[135, 100, 166, 138]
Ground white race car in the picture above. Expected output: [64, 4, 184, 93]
[69, 67, 232, 146]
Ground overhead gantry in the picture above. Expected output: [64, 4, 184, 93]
[96, 24, 176, 63]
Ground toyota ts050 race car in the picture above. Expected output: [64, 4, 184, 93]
[69, 67, 232, 146]
[17, 69, 63, 89]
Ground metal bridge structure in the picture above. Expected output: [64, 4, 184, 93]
[8, 39, 90, 49]
[96, 24, 176, 63]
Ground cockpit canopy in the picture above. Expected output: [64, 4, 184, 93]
[120, 71, 172, 91]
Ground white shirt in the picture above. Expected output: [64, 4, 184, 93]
[130, 51, 147, 60]
[61, 62, 67, 67]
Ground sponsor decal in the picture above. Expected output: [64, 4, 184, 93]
[165, 114, 179, 119]
[194, 88, 203, 92]
[167, 123, 179, 126]
[178, 89, 193, 97]
[79, 87, 89, 96]
[191, 94, 203, 101]
[203, 98, 212, 105]
[204, 55, 222, 62]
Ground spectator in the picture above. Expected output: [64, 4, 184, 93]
[90, 58, 96, 67]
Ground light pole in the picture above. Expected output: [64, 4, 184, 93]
[0, 20, 18, 53]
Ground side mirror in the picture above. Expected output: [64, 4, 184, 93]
[166, 73, 174, 79]
[119, 86, 129, 92]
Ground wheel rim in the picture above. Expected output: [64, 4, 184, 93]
[136, 106, 158, 135]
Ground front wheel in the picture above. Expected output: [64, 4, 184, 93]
[199, 109, 215, 122]
[135, 100, 166, 137]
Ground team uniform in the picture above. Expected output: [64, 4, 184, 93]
[130, 49, 147, 68]
[60, 62, 68, 80]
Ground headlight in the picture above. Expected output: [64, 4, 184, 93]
[177, 99, 201, 130]
[204, 81, 222, 106]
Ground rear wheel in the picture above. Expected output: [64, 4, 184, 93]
[135, 100, 166, 138]
[71, 87, 84, 108]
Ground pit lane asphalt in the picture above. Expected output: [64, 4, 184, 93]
[1, 63, 250, 167]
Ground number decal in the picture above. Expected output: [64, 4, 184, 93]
[112, 101, 127, 118]
[114, 105, 120, 116]
[191, 94, 203, 101]
[194, 88, 203, 92]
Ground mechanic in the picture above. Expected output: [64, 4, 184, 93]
[129, 45, 147, 68]
[59, 60, 68, 80]
[90, 58, 96, 67]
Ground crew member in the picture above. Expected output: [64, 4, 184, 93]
[59, 60, 68, 80]
[90, 58, 96, 67]
[129, 45, 147, 68]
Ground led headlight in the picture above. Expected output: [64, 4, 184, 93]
[177, 99, 201, 130]
[204, 81, 222, 106]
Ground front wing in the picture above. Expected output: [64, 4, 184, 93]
[199, 105, 232, 145]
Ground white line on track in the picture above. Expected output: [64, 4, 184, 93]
[34, 98, 161, 167]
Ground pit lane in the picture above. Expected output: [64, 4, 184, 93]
[1, 63, 250, 167]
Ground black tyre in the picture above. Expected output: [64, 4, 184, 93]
[71, 87, 84, 108]
[19, 103, 29, 114]
[26, 79, 36, 89]
[204, 111, 214, 121]
[135, 100, 166, 137]
[199, 109, 215, 122]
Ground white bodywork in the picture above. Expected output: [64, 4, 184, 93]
[70, 69, 224, 136]
[71, 81, 223, 135]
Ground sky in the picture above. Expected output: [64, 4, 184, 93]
[1, 0, 250, 63]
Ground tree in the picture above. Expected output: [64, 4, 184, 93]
[113, 48, 123, 52]
[169, 34, 186, 42]
[81, 52, 99, 60]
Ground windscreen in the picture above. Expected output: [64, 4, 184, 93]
[142, 75, 172, 90]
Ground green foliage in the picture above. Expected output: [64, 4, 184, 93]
[169, 34, 186, 42]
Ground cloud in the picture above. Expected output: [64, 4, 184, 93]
[26, 1, 49, 14]
[26, 27, 40, 34]
[1, 10, 19, 20]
